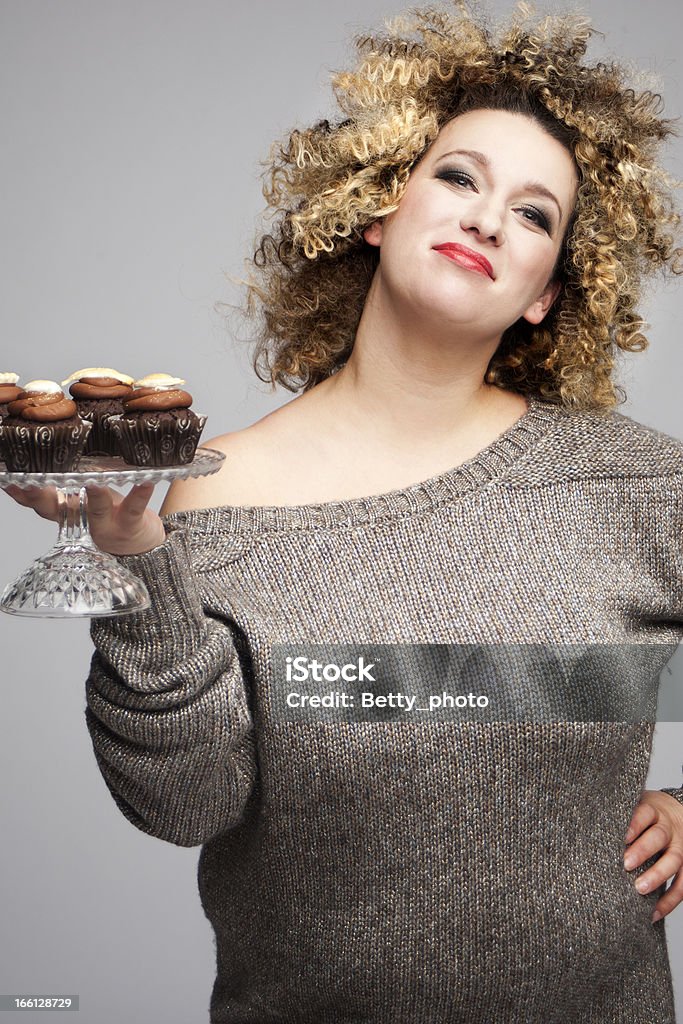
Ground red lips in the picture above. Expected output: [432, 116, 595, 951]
[433, 243, 494, 279]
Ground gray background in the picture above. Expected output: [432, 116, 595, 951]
[0, 0, 681, 1020]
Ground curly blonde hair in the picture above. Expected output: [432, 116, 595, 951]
[241, 0, 682, 410]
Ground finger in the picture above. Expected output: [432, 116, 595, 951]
[624, 821, 671, 871]
[2, 482, 44, 499]
[625, 800, 658, 843]
[2, 483, 34, 504]
[85, 484, 117, 518]
[634, 848, 683, 897]
[118, 482, 156, 519]
[2, 483, 59, 518]
[652, 871, 683, 922]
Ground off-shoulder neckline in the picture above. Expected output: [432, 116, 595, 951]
[161, 394, 569, 534]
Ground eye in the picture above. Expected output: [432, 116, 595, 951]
[518, 205, 551, 232]
[436, 167, 553, 234]
[436, 169, 476, 188]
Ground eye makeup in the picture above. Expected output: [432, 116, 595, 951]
[435, 166, 554, 233]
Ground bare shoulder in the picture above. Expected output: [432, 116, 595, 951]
[158, 428, 269, 516]
[158, 402, 306, 516]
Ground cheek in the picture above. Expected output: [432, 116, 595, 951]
[517, 237, 559, 284]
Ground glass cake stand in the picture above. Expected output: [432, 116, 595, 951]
[0, 447, 225, 618]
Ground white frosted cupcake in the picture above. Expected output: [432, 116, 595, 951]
[109, 373, 207, 466]
[0, 379, 92, 472]
[61, 366, 135, 456]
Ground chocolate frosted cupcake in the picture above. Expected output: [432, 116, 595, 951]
[109, 373, 206, 467]
[61, 366, 134, 456]
[0, 372, 23, 421]
[0, 379, 92, 472]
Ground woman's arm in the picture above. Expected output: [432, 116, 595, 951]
[85, 521, 257, 848]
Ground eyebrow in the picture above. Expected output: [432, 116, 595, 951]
[435, 148, 564, 222]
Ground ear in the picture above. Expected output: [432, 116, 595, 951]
[522, 278, 562, 326]
[363, 219, 383, 247]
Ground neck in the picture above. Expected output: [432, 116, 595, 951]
[311, 269, 514, 452]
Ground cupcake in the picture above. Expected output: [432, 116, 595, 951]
[0, 372, 23, 420]
[109, 373, 206, 467]
[61, 366, 134, 456]
[0, 379, 92, 472]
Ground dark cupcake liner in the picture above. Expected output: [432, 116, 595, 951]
[0, 418, 93, 472]
[109, 410, 207, 466]
[75, 400, 125, 456]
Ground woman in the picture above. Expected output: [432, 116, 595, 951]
[4, 2, 683, 1020]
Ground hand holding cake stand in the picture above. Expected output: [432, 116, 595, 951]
[0, 448, 225, 618]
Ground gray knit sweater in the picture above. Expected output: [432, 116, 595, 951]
[86, 394, 683, 1023]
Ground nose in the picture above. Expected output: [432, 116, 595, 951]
[460, 196, 503, 244]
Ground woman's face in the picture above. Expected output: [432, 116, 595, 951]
[363, 108, 579, 338]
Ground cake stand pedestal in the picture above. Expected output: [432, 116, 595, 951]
[0, 447, 225, 618]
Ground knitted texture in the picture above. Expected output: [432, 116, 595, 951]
[86, 395, 683, 1023]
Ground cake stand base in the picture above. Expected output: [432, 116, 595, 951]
[0, 543, 150, 617]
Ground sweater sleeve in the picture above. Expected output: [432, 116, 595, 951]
[84, 521, 257, 848]
[658, 787, 683, 808]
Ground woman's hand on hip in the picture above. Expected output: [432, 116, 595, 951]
[623, 789, 683, 923]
